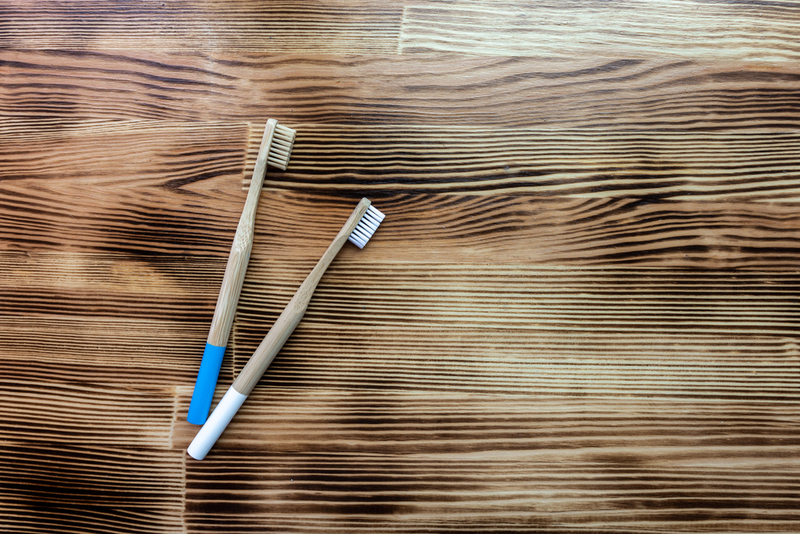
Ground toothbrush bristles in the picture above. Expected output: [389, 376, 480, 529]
[348, 205, 385, 249]
[267, 124, 296, 170]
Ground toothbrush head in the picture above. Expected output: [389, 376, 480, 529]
[348, 204, 385, 249]
[267, 122, 296, 171]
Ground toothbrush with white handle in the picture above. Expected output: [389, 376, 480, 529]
[188, 198, 385, 460]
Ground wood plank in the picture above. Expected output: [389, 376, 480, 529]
[225, 261, 800, 399]
[178, 392, 800, 532]
[2, 256, 798, 399]
[1, 119, 247, 187]
[0, 0, 402, 53]
[0, 252, 224, 317]
[3, 50, 800, 129]
[401, 0, 800, 60]
[3, 4, 799, 532]
[7, 0, 800, 60]
[0, 316, 231, 386]
[0, 443, 184, 534]
[0, 252, 234, 388]
[177, 392, 800, 454]
[0, 120, 247, 254]
[1, 188, 799, 265]
[252, 127, 800, 199]
[3, 120, 800, 265]
[0, 381, 176, 448]
[9, 120, 800, 203]
[251, 192, 800, 269]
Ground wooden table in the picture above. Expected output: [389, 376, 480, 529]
[2, 1, 800, 532]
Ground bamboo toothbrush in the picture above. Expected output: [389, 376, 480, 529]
[187, 119, 296, 425]
[188, 198, 385, 460]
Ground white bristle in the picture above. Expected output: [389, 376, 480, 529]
[267, 124, 296, 170]
[348, 205, 385, 249]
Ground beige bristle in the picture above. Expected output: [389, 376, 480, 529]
[242, 122, 296, 189]
[267, 124, 296, 171]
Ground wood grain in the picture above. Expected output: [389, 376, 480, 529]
[1, 189, 799, 265]
[7, 0, 800, 60]
[4, 0, 800, 531]
[401, 0, 800, 60]
[229, 261, 800, 399]
[0, 0, 402, 53]
[1, 443, 185, 534]
[4, 50, 800, 129]
[0, 316, 224, 385]
[254, 127, 800, 199]
[0, 252, 224, 318]
[178, 393, 800, 533]
[251, 192, 800, 269]
[4, 120, 800, 265]
[0, 120, 247, 254]
[0, 382, 176, 448]
[2, 253, 798, 396]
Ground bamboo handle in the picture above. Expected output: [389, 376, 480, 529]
[187, 120, 280, 425]
[232, 198, 372, 396]
[206, 119, 278, 346]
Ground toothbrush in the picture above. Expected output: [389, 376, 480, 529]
[188, 198, 385, 460]
[187, 119, 296, 425]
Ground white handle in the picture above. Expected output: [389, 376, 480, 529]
[187, 386, 248, 460]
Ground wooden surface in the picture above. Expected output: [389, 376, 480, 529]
[1, 1, 800, 532]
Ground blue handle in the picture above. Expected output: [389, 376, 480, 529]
[187, 342, 226, 425]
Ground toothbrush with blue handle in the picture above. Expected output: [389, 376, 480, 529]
[187, 119, 296, 425]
